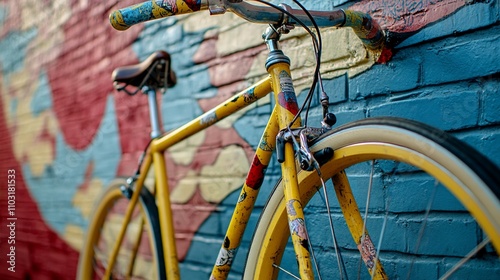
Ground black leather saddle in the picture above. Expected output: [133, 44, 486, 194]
[112, 50, 177, 92]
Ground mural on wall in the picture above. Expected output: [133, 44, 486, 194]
[0, 0, 478, 278]
[353, 0, 470, 33]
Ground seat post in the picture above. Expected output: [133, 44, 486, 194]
[144, 86, 163, 139]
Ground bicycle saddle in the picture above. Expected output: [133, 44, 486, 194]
[112, 50, 177, 90]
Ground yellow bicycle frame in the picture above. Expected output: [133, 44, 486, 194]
[99, 2, 394, 279]
[101, 53, 317, 280]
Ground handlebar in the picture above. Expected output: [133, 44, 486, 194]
[109, 0, 385, 50]
[109, 0, 206, 31]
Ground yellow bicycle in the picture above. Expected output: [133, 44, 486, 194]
[77, 0, 500, 279]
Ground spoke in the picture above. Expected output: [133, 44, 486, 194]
[306, 228, 323, 280]
[406, 180, 438, 279]
[318, 176, 347, 280]
[371, 199, 390, 279]
[272, 263, 301, 280]
[439, 237, 491, 280]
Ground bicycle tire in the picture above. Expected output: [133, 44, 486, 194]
[77, 179, 166, 280]
[244, 117, 500, 279]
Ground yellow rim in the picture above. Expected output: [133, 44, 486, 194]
[78, 182, 159, 280]
[252, 143, 500, 279]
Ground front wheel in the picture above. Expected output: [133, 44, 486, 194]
[77, 179, 165, 280]
[245, 117, 500, 279]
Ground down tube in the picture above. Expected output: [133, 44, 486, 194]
[210, 107, 280, 279]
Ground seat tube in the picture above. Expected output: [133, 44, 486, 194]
[265, 33, 315, 279]
[144, 87, 163, 139]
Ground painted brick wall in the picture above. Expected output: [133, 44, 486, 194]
[0, 0, 499, 279]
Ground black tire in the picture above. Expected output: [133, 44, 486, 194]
[77, 179, 166, 280]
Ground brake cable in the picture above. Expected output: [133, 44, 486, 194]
[253, 0, 329, 130]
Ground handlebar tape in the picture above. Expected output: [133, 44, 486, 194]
[110, 0, 203, 31]
[343, 10, 385, 50]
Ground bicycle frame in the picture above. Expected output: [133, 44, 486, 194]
[100, 31, 321, 278]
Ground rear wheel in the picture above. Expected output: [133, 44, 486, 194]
[77, 179, 165, 280]
[245, 117, 500, 279]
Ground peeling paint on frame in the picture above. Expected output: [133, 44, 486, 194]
[214, 247, 237, 267]
[200, 111, 218, 126]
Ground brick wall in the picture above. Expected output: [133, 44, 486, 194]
[0, 0, 498, 279]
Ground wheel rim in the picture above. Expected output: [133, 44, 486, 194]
[78, 184, 159, 280]
[250, 142, 500, 279]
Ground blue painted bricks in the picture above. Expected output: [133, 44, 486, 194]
[178, 2, 500, 278]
